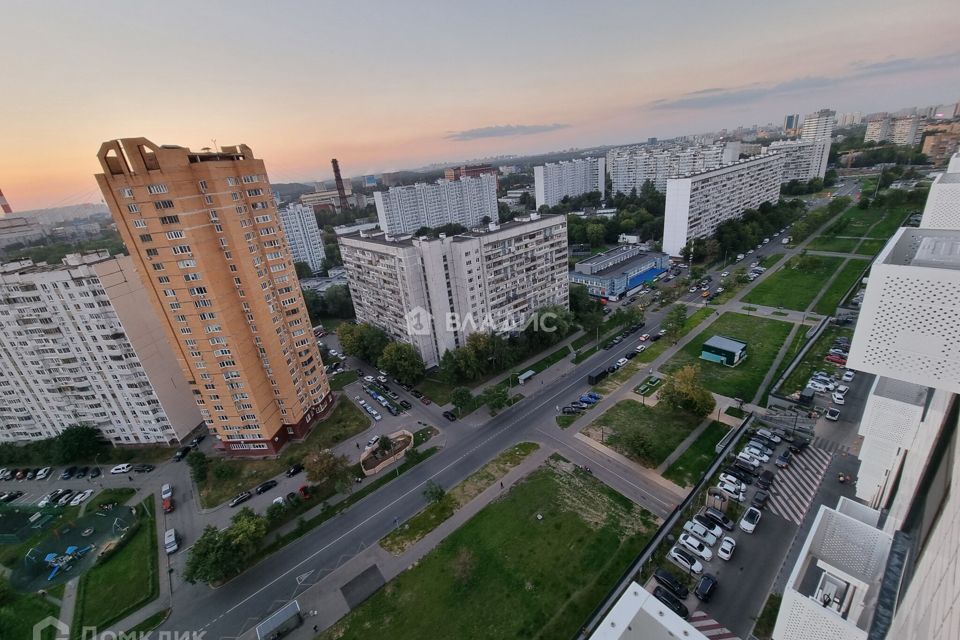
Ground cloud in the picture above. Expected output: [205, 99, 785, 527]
[445, 123, 569, 141]
[649, 50, 960, 111]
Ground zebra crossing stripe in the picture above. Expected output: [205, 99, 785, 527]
[766, 446, 832, 525]
[688, 611, 740, 638]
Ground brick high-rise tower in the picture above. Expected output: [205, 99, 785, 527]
[95, 138, 331, 456]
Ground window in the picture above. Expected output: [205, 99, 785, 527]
[194, 299, 213, 308]
[226, 177, 238, 186]
[189, 286, 207, 296]
[138, 234, 153, 242]
[154, 199, 175, 210]
[179, 327, 192, 335]
[145, 248, 159, 257]
[177, 259, 196, 268]
[198, 180, 208, 191]
[171, 245, 192, 255]
[120, 187, 134, 198]
[158, 276, 170, 284]
[166, 230, 185, 240]
[133, 219, 147, 228]
[163, 289, 176, 297]
[231, 192, 240, 201]
[127, 203, 140, 213]
[159, 215, 180, 225]
[199, 312, 216, 320]
[204, 195, 214, 205]
[267, 251, 283, 261]
[169, 302, 181, 310]
[246, 188, 264, 197]
[251, 201, 269, 210]
[242, 174, 259, 184]
[209, 337, 226, 345]
[175, 315, 188, 323]
[183, 273, 200, 282]
[147, 184, 168, 194]
[254, 214, 272, 224]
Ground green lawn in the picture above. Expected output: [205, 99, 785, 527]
[590, 400, 703, 467]
[866, 207, 909, 239]
[322, 463, 656, 640]
[328, 369, 359, 390]
[780, 325, 854, 396]
[72, 497, 158, 638]
[197, 399, 370, 507]
[855, 238, 888, 256]
[763, 325, 805, 403]
[555, 415, 577, 428]
[664, 312, 793, 401]
[813, 259, 869, 315]
[806, 236, 861, 253]
[0, 589, 59, 640]
[662, 421, 729, 487]
[85, 487, 136, 512]
[124, 609, 170, 636]
[754, 593, 784, 639]
[760, 253, 785, 268]
[742, 256, 844, 311]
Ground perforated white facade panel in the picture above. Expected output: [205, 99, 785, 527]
[920, 174, 960, 229]
[775, 590, 867, 640]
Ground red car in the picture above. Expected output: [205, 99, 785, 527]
[420, 396, 432, 405]
[825, 355, 847, 365]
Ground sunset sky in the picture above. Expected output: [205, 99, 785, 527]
[2, 0, 959, 210]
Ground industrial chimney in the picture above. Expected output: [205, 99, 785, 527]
[331, 159, 349, 211]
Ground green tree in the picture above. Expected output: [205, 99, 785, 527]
[423, 480, 446, 503]
[304, 448, 352, 487]
[659, 365, 715, 417]
[227, 507, 268, 551]
[483, 385, 509, 414]
[378, 342, 425, 385]
[450, 387, 474, 416]
[662, 305, 688, 345]
[53, 425, 102, 464]
[302, 289, 324, 325]
[585, 223, 606, 247]
[377, 434, 393, 456]
[337, 322, 389, 363]
[617, 424, 654, 462]
[186, 450, 209, 483]
[323, 285, 355, 319]
[858, 196, 871, 209]
[183, 526, 234, 584]
[294, 261, 313, 279]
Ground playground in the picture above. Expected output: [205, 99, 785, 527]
[5, 500, 136, 593]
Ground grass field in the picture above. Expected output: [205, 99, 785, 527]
[780, 325, 854, 396]
[321, 463, 656, 640]
[662, 421, 729, 487]
[381, 443, 539, 555]
[813, 259, 869, 315]
[742, 256, 844, 311]
[664, 312, 793, 401]
[589, 400, 703, 467]
[0, 589, 59, 640]
[72, 496, 158, 638]
[85, 487, 136, 512]
[855, 238, 888, 256]
[806, 236, 861, 253]
[867, 207, 910, 239]
[765, 325, 806, 401]
[328, 369, 359, 390]
[197, 400, 369, 507]
[760, 253, 785, 268]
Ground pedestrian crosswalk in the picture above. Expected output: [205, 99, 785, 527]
[688, 611, 740, 639]
[766, 445, 833, 526]
[811, 436, 851, 454]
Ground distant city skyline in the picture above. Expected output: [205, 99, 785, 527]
[2, 0, 959, 210]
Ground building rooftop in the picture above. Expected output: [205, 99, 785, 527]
[938, 172, 960, 184]
[0, 251, 114, 275]
[873, 377, 929, 406]
[882, 228, 960, 271]
[341, 213, 562, 247]
[704, 335, 747, 352]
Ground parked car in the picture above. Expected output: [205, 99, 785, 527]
[776, 451, 792, 468]
[722, 467, 753, 486]
[771, 428, 793, 443]
[163, 498, 175, 513]
[716, 480, 745, 503]
[2, 490, 24, 503]
[736, 451, 761, 468]
[89, 467, 101, 479]
[842, 370, 856, 382]
[161, 483, 173, 500]
[719, 473, 746, 491]
[678, 533, 713, 561]
[615, 357, 628, 368]
[668, 546, 703, 574]
[757, 469, 775, 490]
[110, 464, 132, 475]
[442, 411, 457, 422]
[174, 446, 192, 461]
[399, 400, 412, 410]
[682, 520, 718, 546]
[747, 440, 774, 457]
[61, 466, 78, 480]
[639, 334, 651, 341]
[286, 464, 304, 477]
[652, 586, 690, 619]
[635, 345, 647, 353]
[732, 459, 761, 477]
[561, 406, 580, 415]
[255, 480, 278, 494]
[755, 428, 781, 444]
[133, 464, 155, 473]
[692, 514, 724, 539]
[189, 434, 207, 448]
[229, 491, 253, 507]
[70, 489, 94, 507]
[752, 490, 770, 510]
[743, 446, 770, 463]
[825, 408, 841, 421]
[420, 396, 432, 405]
[740, 507, 762, 533]
[56, 490, 75, 506]
[789, 440, 810, 455]
[717, 536, 736, 561]
[653, 568, 689, 599]
[36, 467, 52, 480]
[704, 507, 735, 531]
[694, 574, 718, 602]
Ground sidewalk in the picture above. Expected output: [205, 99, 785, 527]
[236, 446, 554, 640]
[574, 432, 685, 499]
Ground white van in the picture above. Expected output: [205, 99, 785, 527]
[164, 528, 179, 555]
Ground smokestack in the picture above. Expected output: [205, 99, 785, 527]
[0, 189, 11, 214]
[331, 159, 349, 211]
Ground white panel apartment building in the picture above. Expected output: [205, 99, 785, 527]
[339, 214, 568, 367]
[661, 154, 784, 256]
[608, 142, 742, 195]
[797, 108, 834, 179]
[373, 174, 498, 236]
[278, 203, 325, 275]
[764, 139, 827, 182]
[774, 153, 960, 640]
[534, 157, 605, 208]
[0, 252, 202, 445]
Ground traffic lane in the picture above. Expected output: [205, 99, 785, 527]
[694, 509, 795, 638]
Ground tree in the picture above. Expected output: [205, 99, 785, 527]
[186, 450, 209, 483]
[183, 526, 235, 584]
[663, 305, 688, 345]
[618, 424, 654, 462]
[304, 448, 352, 487]
[53, 425, 102, 464]
[658, 365, 715, 416]
[858, 196, 871, 209]
[586, 223, 606, 247]
[227, 507, 268, 552]
[323, 285, 355, 319]
[483, 385, 509, 414]
[337, 322, 390, 363]
[294, 261, 313, 279]
[377, 434, 393, 456]
[450, 387, 474, 416]
[423, 480, 445, 503]
[378, 342, 425, 385]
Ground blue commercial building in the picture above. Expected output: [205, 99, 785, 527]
[700, 335, 748, 367]
[569, 245, 669, 300]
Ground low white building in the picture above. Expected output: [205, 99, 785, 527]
[0, 252, 203, 445]
[920, 153, 960, 228]
[278, 203, 325, 275]
[590, 582, 709, 640]
[373, 174, 498, 236]
[534, 157, 605, 208]
[339, 214, 568, 367]
[661, 154, 784, 256]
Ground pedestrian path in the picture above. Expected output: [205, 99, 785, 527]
[766, 446, 832, 525]
[811, 436, 852, 454]
[688, 610, 740, 639]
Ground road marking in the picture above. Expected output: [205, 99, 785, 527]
[296, 570, 313, 585]
[766, 446, 831, 525]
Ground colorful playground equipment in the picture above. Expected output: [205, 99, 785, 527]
[44, 545, 94, 581]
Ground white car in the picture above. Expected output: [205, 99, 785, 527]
[715, 287, 724, 293]
[110, 463, 132, 475]
[842, 370, 855, 382]
[70, 489, 94, 507]
[615, 357, 628, 367]
[835, 384, 850, 396]
[755, 429, 781, 444]
[807, 381, 826, 393]
[832, 392, 846, 405]
[740, 507, 762, 533]
[747, 249, 754, 254]
[719, 473, 746, 491]
[377, 375, 388, 384]
[743, 446, 770, 463]
[682, 520, 718, 546]
[669, 546, 703, 574]
[736, 452, 760, 468]
[717, 480, 746, 502]
[363, 375, 375, 383]
[635, 345, 647, 353]
[678, 533, 713, 561]
[825, 408, 841, 421]
[38, 492, 56, 508]
[717, 536, 736, 561]
[161, 483, 173, 500]
[36, 467, 51, 480]
[329, 349, 339, 357]
[365, 435, 381, 449]
[720, 271, 730, 277]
